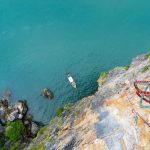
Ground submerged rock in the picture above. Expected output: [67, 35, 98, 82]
[41, 88, 54, 99]
[3, 90, 12, 100]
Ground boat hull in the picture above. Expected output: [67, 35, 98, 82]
[67, 74, 77, 88]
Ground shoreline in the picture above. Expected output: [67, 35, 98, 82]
[0, 94, 40, 149]
[0, 52, 149, 150]
[26, 52, 150, 150]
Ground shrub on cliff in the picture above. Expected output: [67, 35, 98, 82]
[56, 107, 64, 117]
[141, 65, 149, 73]
[0, 138, 6, 149]
[145, 53, 150, 59]
[5, 120, 25, 142]
[97, 72, 108, 85]
[10, 140, 22, 150]
[123, 65, 130, 71]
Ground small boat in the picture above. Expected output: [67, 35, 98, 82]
[67, 73, 77, 88]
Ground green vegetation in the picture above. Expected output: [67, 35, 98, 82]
[145, 53, 150, 59]
[5, 120, 25, 142]
[50, 116, 63, 129]
[0, 138, 6, 149]
[74, 110, 80, 117]
[56, 107, 64, 117]
[10, 141, 21, 150]
[123, 65, 130, 71]
[97, 71, 108, 85]
[56, 102, 74, 118]
[37, 143, 45, 150]
[46, 134, 54, 143]
[30, 143, 45, 150]
[37, 127, 47, 136]
[64, 103, 73, 111]
[141, 65, 149, 73]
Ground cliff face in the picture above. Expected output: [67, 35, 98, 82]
[27, 53, 150, 150]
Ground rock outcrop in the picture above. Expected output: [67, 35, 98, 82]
[0, 98, 39, 149]
[27, 53, 150, 150]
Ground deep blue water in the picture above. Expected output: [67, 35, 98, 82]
[0, 0, 149, 123]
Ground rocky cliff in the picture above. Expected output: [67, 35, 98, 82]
[27, 53, 150, 150]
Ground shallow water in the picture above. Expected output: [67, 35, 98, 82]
[0, 0, 149, 123]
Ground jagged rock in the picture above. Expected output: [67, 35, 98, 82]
[7, 109, 19, 121]
[26, 53, 150, 150]
[0, 106, 5, 117]
[0, 99, 9, 108]
[51, 127, 59, 136]
[7, 101, 28, 121]
[31, 122, 39, 136]
[41, 88, 54, 99]
[15, 100, 28, 115]
[45, 142, 55, 150]
[62, 136, 76, 150]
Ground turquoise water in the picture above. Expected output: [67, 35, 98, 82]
[0, 0, 149, 123]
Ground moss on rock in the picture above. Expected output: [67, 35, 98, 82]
[97, 72, 108, 85]
[141, 65, 149, 73]
[145, 53, 150, 59]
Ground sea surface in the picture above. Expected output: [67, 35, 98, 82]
[0, 0, 149, 123]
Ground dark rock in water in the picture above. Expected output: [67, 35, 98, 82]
[15, 100, 28, 115]
[0, 93, 40, 149]
[4, 90, 12, 99]
[7, 100, 28, 121]
[41, 88, 54, 99]
[0, 99, 9, 108]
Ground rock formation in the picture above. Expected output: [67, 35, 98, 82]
[26, 53, 150, 150]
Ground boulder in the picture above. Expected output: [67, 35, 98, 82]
[0, 99, 9, 108]
[18, 114, 23, 119]
[15, 100, 28, 115]
[41, 88, 54, 99]
[7, 109, 19, 121]
[0, 106, 5, 117]
[31, 122, 39, 136]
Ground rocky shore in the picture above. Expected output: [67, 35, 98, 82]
[0, 94, 39, 149]
[1, 53, 150, 150]
[26, 53, 150, 150]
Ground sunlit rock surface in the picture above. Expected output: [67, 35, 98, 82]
[27, 54, 150, 150]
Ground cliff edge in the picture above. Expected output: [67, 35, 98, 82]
[27, 53, 150, 150]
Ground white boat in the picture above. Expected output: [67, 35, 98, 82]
[67, 73, 77, 88]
